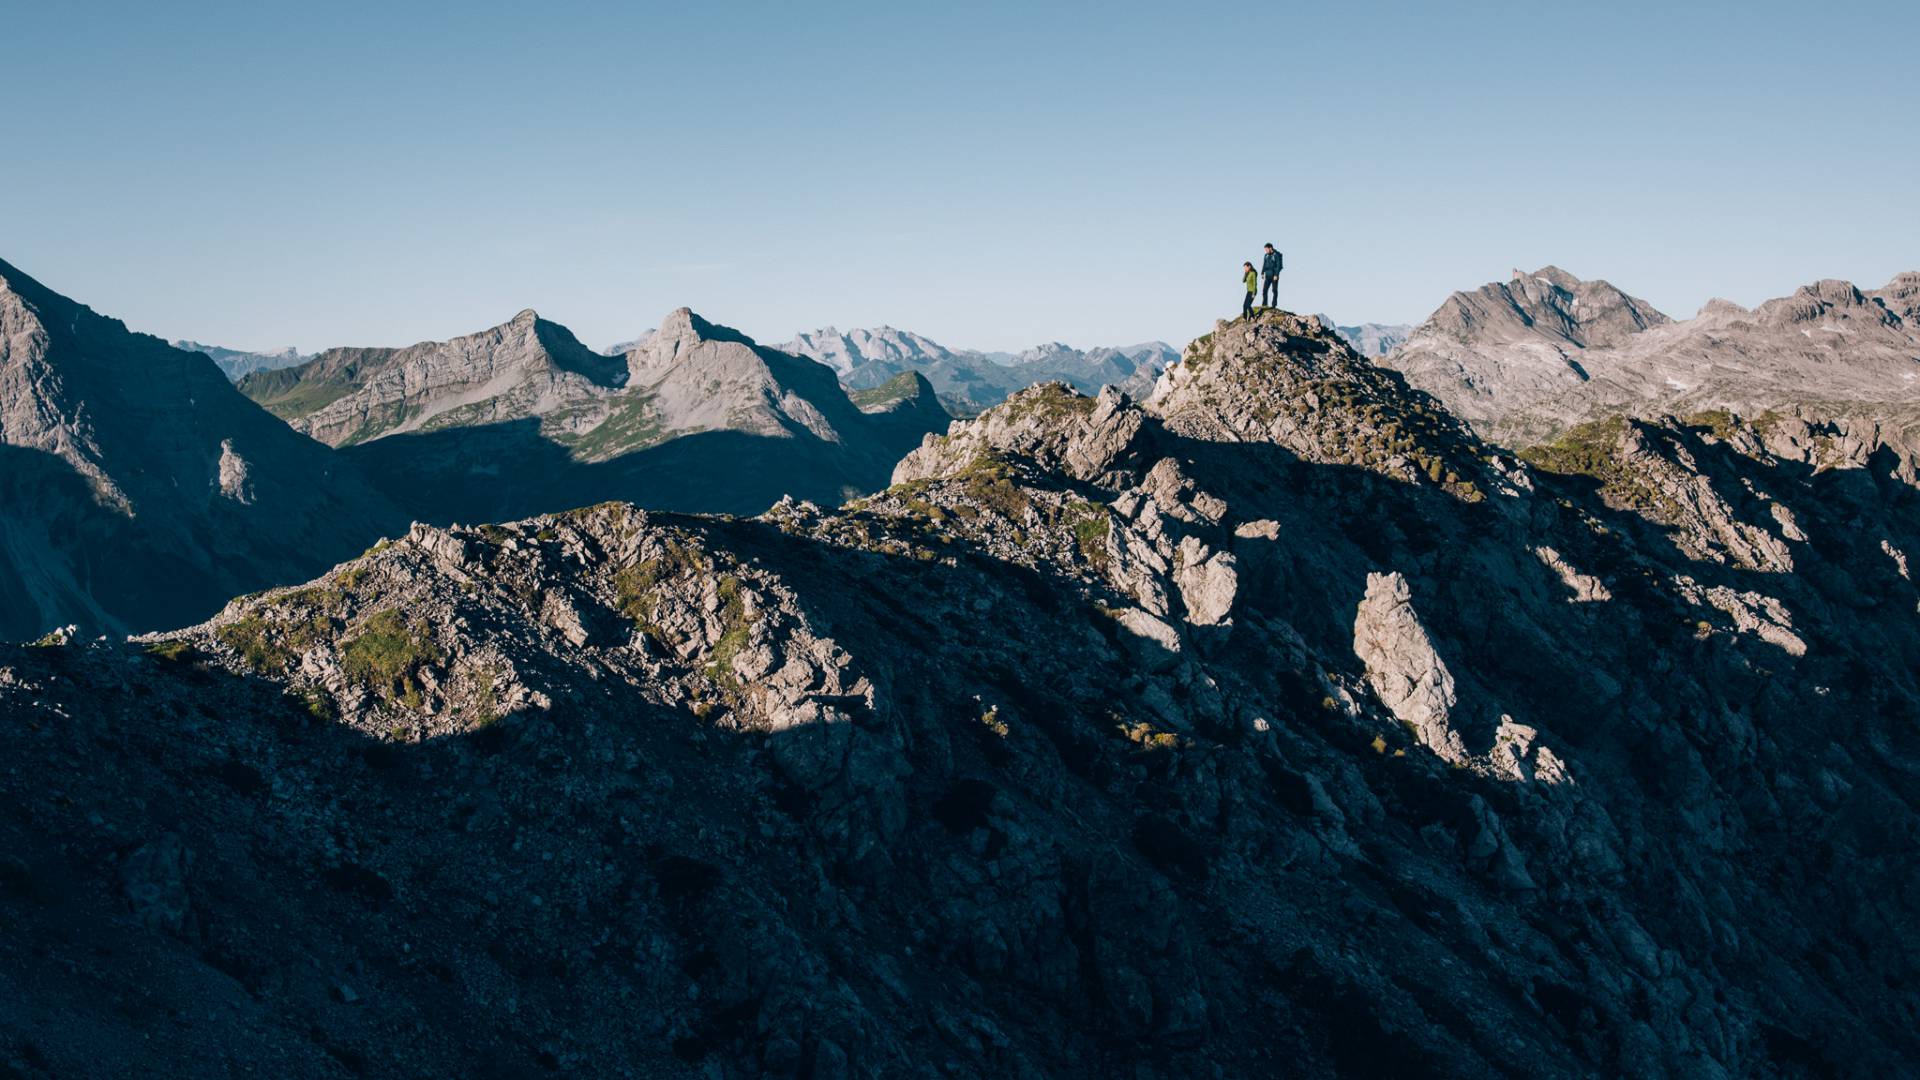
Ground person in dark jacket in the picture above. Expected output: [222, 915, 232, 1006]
[1241, 262, 1258, 318]
[1260, 243, 1282, 309]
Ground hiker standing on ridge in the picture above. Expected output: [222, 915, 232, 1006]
[1260, 242, 1282, 310]
[1241, 261, 1258, 319]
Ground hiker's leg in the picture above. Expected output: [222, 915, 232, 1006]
[1263, 275, 1278, 308]
[1242, 292, 1254, 318]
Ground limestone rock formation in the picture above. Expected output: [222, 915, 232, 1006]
[1353, 571, 1469, 764]
[1382, 266, 1671, 435]
[239, 308, 629, 447]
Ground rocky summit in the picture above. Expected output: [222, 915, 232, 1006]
[5, 308, 1918, 1077]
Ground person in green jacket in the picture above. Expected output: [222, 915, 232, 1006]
[1241, 262, 1258, 318]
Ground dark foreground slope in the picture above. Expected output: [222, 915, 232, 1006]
[4, 311, 1919, 1077]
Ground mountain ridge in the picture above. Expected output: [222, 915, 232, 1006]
[6, 308, 1917, 1075]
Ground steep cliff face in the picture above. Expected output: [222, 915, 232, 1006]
[0, 258, 403, 640]
[6, 308, 1916, 1077]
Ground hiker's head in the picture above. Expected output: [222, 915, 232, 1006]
[1264, 243, 1274, 251]
[1243, 261, 1253, 270]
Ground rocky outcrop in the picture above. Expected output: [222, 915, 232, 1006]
[1353, 571, 1469, 763]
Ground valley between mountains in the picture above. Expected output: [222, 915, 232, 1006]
[3, 256, 1919, 1077]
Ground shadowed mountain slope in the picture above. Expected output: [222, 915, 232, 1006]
[0, 258, 404, 640]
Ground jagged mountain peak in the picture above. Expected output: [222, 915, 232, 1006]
[1382, 266, 1675, 433]
[239, 307, 626, 446]
[1511, 264, 1584, 290]
[1146, 309, 1515, 500]
[625, 308, 794, 385]
[1014, 342, 1079, 363]
[894, 311, 1514, 509]
[1871, 270, 1920, 322]
[1753, 277, 1894, 326]
[1431, 265, 1670, 349]
[781, 324, 956, 377]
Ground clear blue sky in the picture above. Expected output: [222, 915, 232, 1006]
[5, 1, 1916, 354]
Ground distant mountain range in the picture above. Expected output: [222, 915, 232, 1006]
[1380, 265, 1920, 446]
[238, 308, 948, 523]
[779, 326, 1180, 415]
[0, 257, 950, 639]
[1323, 320, 1415, 358]
[195, 318, 1406, 406]
[171, 340, 310, 380]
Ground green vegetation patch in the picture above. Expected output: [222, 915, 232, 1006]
[245, 377, 355, 422]
[957, 455, 1031, 519]
[1068, 499, 1111, 569]
[1003, 382, 1096, 423]
[614, 539, 711, 627]
[1520, 416, 1687, 520]
[145, 639, 197, 663]
[217, 608, 335, 676]
[704, 575, 753, 690]
[850, 373, 923, 410]
[563, 394, 667, 461]
[1682, 409, 1739, 440]
[340, 610, 444, 709]
[1519, 416, 1630, 480]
